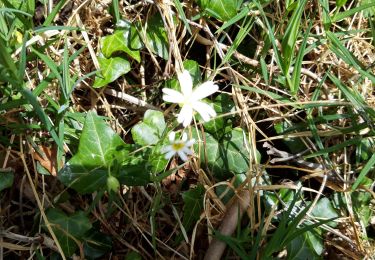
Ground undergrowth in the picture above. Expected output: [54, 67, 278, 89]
[1, 0, 375, 259]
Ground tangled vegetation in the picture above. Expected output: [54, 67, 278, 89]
[1, 0, 375, 259]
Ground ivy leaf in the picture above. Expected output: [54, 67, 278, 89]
[118, 164, 151, 186]
[196, 0, 240, 21]
[131, 110, 166, 146]
[45, 209, 92, 257]
[0, 170, 14, 192]
[83, 229, 112, 259]
[93, 56, 131, 88]
[148, 143, 169, 173]
[192, 129, 224, 178]
[311, 198, 339, 228]
[221, 128, 251, 174]
[59, 111, 131, 194]
[145, 13, 169, 60]
[193, 128, 257, 180]
[182, 185, 205, 232]
[204, 94, 235, 140]
[101, 30, 141, 62]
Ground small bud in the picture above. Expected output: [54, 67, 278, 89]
[107, 176, 120, 192]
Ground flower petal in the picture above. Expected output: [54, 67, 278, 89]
[168, 131, 176, 142]
[164, 150, 176, 160]
[181, 132, 187, 142]
[162, 88, 184, 103]
[182, 146, 193, 155]
[177, 70, 192, 97]
[192, 81, 218, 101]
[193, 101, 216, 121]
[177, 150, 188, 161]
[186, 139, 195, 147]
[161, 145, 172, 154]
[177, 104, 193, 127]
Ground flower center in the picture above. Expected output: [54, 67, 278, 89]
[172, 142, 185, 151]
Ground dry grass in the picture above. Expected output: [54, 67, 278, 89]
[1, 0, 375, 259]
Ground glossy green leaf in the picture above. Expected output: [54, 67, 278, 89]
[59, 111, 131, 193]
[149, 143, 169, 173]
[45, 209, 92, 257]
[145, 13, 169, 60]
[182, 185, 205, 232]
[193, 127, 256, 180]
[101, 30, 140, 62]
[83, 229, 112, 259]
[131, 110, 166, 146]
[0, 170, 14, 191]
[196, 0, 240, 21]
[118, 163, 151, 186]
[311, 198, 339, 227]
[117, 19, 143, 50]
[93, 56, 131, 88]
[287, 233, 321, 260]
[203, 94, 235, 139]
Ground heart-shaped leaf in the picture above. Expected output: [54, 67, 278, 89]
[101, 30, 141, 62]
[93, 57, 131, 88]
[131, 110, 166, 146]
[145, 13, 169, 60]
[59, 111, 131, 194]
[182, 185, 205, 232]
[193, 127, 257, 180]
[45, 209, 92, 257]
[196, 0, 240, 21]
[0, 170, 14, 192]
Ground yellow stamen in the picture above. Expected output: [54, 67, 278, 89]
[172, 142, 185, 151]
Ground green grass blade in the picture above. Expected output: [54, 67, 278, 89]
[112, 0, 120, 24]
[32, 47, 63, 88]
[326, 32, 375, 83]
[332, 2, 375, 22]
[291, 20, 312, 95]
[21, 88, 63, 149]
[352, 153, 375, 190]
[304, 137, 362, 159]
[281, 0, 308, 76]
[43, 0, 67, 26]
[173, 0, 192, 35]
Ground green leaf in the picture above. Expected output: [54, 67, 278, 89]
[59, 111, 131, 194]
[182, 185, 205, 232]
[145, 13, 169, 60]
[193, 127, 256, 180]
[196, 0, 240, 21]
[311, 198, 339, 227]
[221, 128, 251, 174]
[0, 170, 14, 192]
[203, 94, 235, 139]
[83, 229, 112, 259]
[117, 19, 143, 50]
[118, 163, 151, 186]
[287, 233, 321, 260]
[45, 209, 92, 257]
[149, 143, 169, 173]
[101, 30, 141, 62]
[93, 56, 131, 88]
[131, 110, 166, 146]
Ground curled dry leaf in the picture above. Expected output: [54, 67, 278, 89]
[33, 145, 62, 176]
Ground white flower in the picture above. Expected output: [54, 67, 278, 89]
[161, 131, 195, 161]
[162, 70, 218, 127]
